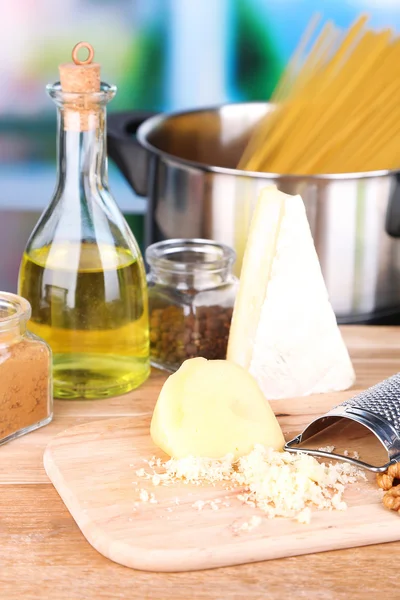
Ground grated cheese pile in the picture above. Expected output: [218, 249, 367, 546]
[134, 444, 366, 525]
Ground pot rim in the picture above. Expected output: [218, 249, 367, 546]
[136, 101, 400, 181]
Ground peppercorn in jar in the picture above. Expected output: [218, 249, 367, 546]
[146, 239, 238, 371]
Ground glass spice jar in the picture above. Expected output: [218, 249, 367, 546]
[146, 239, 238, 371]
[0, 293, 52, 445]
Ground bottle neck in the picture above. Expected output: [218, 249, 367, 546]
[55, 107, 108, 197]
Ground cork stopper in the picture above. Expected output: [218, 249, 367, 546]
[58, 42, 101, 131]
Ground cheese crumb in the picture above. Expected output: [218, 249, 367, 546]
[318, 445, 335, 453]
[297, 507, 311, 524]
[235, 515, 262, 532]
[164, 455, 234, 484]
[139, 489, 149, 502]
[133, 445, 365, 523]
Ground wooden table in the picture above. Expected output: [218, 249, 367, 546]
[1, 326, 399, 600]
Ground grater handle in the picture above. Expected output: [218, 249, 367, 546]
[284, 436, 397, 472]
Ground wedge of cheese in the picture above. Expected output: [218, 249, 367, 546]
[150, 357, 285, 459]
[227, 185, 355, 399]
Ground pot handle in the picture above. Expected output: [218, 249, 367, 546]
[107, 110, 158, 197]
[385, 173, 400, 238]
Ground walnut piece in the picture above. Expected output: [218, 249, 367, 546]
[376, 472, 394, 491]
[376, 463, 400, 490]
[376, 463, 400, 515]
[383, 485, 400, 513]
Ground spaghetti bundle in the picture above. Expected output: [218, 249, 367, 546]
[238, 15, 400, 175]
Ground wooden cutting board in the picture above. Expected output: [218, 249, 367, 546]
[43, 392, 400, 573]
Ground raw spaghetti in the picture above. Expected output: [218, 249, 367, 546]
[238, 14, 400, 175]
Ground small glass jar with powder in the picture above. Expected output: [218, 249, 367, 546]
[146, 239, 238, 372]
[0, 292, 52, 445]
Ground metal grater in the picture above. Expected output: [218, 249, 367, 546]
[284, 372, 400, 472]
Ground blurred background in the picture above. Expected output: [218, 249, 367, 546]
[1, 0, 399, 291]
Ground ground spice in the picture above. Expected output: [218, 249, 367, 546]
[0, 337, 52, 443]
[149, 304, 233, 370]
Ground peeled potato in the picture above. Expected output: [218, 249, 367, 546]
[150, 357, 285, 459]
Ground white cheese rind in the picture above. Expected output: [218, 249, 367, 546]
[227, 185, 284, 369]
[228, 187, 355, 399]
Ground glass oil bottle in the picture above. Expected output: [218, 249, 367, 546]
[18, 43, 150, 399]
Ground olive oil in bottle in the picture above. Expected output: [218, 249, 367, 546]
[18, 43, 150, 398]
[19, 243, 149, 398]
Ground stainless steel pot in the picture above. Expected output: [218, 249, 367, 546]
[107, 102, 400, 324]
